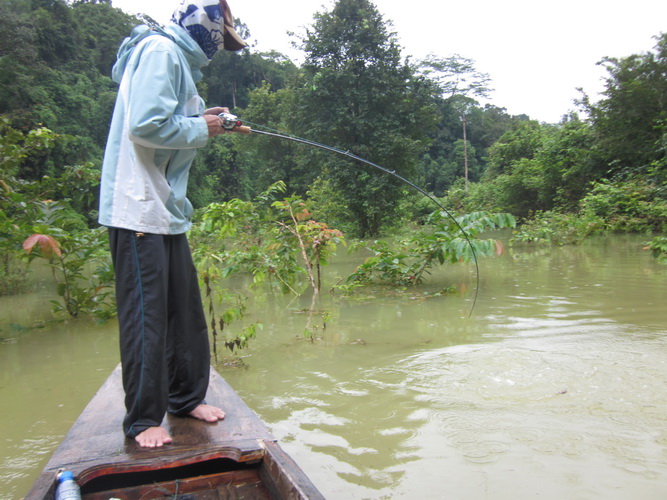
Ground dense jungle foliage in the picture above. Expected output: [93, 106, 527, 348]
[1, 0, 666, 333]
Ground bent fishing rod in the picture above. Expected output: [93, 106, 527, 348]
[220, 112, 480, 317]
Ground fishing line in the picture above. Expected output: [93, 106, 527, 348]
[226, 116, 480, 317]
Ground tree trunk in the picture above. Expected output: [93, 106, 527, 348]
[462, 113, 469, 195]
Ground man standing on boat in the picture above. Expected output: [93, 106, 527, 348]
[98, 0, 247, 448]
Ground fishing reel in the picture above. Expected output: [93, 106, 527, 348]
[217, 112, 251, 134]
[218, 112, 243, 130]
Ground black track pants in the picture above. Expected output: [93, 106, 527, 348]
[108, 228, 210, 438]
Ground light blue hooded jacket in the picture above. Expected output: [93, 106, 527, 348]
[98, 23, 210, 234]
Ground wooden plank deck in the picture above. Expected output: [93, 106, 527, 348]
[26, 365, 324, 499]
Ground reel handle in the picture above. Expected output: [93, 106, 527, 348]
[231, 125, 251, 134]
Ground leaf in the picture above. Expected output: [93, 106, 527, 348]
[22, 234, 62, 258]
[494, 239, 505, 256]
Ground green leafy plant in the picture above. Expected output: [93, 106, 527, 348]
[191, 182, 347, 351]
[194, 181, 302, 292]
[511, 210, 605, 246]
[346, 210, 516, 287]
[579, 178, 667, 233]
[272, 194, 345, 294]
[19, 198, 115, 320]
[301, 309, 332, 343]
[193, 181, 346, 295]
[202, 272, 262, 359]
[0, 120, 59, 294]
[645, 236, 667, 263]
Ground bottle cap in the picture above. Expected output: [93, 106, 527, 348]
[59, 470, 74, 482]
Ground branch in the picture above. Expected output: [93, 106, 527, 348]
[278, 206, 318, 294]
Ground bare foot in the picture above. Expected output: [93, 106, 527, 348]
[135, 426, 173, 448]
[189, 404, 225, 423]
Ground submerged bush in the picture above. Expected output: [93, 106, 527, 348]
[580, 178, 667, 233]
[645, 236, 667, 263]
[346, 210, 516, 287]
[512, 176, 667, 246]
[511, 211, 605, 246]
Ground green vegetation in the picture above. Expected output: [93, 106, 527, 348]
[23, 224, 115, 320]
[2, 0, 666, 340]
[0, 117, 114, 318]
[645, 236, 667, 263]
[347, 211, 516, 288]
[191, 181, 346, 350]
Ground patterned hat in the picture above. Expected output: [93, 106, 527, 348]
[172, 0, 246, 59]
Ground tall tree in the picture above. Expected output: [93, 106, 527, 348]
[292, 0, 435, 237]
[420, 54, 492, 193]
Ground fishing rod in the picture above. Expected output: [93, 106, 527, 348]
[220, 113, 480, 317]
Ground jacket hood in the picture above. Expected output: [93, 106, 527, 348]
[112, 24, 209, 84]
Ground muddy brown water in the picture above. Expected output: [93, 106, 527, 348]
[1, 234, 666, 499]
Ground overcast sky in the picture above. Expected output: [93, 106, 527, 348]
[110, 0, 667, 123]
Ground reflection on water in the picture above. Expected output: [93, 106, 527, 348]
[1, 234, 667, 499]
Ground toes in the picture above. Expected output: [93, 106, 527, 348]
[135, 427, 172, 448]
[190, 404, 225, 422]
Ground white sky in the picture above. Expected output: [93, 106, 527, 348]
[110, 0, 667, 123]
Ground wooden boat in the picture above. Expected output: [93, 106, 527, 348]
[26, 365, 325, 499]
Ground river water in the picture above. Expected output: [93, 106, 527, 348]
[1, 234, 666, 499]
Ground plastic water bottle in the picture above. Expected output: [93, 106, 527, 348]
[55, 471, 81, 500]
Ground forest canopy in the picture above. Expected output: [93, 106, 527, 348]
[1, 0, 665, 239]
